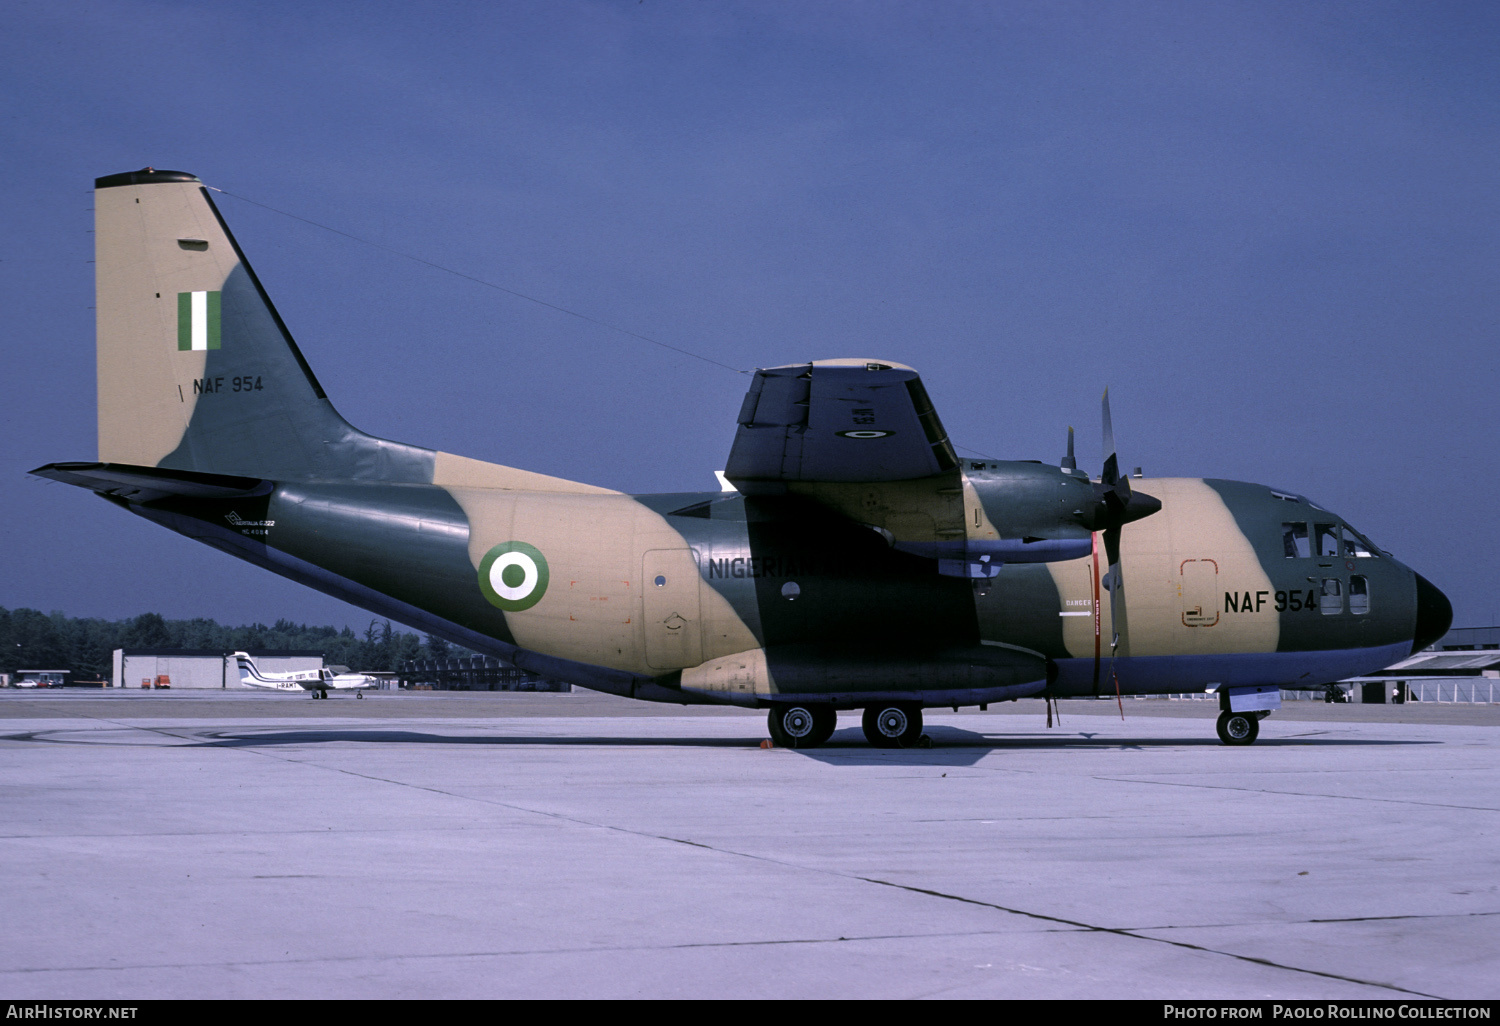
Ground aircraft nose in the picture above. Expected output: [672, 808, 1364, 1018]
[1411, 573, 1453, 655]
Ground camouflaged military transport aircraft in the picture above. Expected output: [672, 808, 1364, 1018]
[32, 169, 1453, 748]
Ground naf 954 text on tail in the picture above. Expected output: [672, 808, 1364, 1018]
[33, 169, 1452, 748]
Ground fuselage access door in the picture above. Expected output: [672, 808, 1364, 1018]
[642, 548, 704, 670]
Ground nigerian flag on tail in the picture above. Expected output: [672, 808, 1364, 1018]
[177, 291, 221, 351]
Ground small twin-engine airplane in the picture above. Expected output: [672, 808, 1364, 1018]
[33, 169, 1452, 747]
[232, 651, 376, 698]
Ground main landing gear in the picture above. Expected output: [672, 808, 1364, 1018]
[862, 704, 923, 749]
[766, 703, 933, 749]
[1216, 710, 1260, 745]
[767, 704, 837, 749]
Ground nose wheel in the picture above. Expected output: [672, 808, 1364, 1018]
[1216, 710, 1259, 745]
[862, 704, 923, 748]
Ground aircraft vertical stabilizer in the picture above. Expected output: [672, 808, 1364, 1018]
[93, 169, 434, 484]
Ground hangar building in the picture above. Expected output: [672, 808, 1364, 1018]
[111, 649, 324, 689]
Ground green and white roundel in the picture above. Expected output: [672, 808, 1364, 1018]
[478, 541, 550, 611]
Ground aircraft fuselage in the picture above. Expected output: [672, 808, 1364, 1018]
[127, 459, 1435, 708]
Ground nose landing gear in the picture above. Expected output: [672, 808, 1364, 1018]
[1216, 710, 1259, 745]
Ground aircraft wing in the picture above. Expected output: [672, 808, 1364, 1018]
[327, 674, 376, 690]
[724, 360, 958, 494]
[721, 360, 971, 556]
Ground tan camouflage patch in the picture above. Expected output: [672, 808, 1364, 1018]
[679, 648, 773, 700]
[445, 488, 758, 675]
[961, 473, 1001, 543]
[96, 181, 227, 466]
[1045, 478, 1278, 659]
[432, 451, 617, 493]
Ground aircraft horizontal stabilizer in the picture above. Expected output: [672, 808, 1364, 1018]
[30, 462, 270, 504]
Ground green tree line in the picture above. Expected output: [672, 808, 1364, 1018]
[0, 608, 469, 679]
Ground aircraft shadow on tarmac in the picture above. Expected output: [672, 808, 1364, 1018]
[187, 730, 755, 749]
[4, 726, 1437, 768]
[147, 726, 1437, 768]
[791, 726, 1437, 766]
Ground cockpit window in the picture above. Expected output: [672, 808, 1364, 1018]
[1342, 526, 1378, 558]
[1316, 524, 1340, 557]
[1282, 522, 1310, 558]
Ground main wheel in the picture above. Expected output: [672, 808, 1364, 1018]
[1216, 710, 1259, 745]
[768, 705, 833, 749]
[808, 706, 837, 747]
[862, 704, 923, 748]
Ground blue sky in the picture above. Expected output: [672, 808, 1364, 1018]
[3, 1, 1497, 629]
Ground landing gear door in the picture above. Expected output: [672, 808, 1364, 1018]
[642, 548, 704, 670]
[1227, 684, 1281, 713]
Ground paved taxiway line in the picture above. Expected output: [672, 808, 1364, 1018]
[0, 698, 1495, 999]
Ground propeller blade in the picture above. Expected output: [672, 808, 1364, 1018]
[1100, 388, 1131, 510]
[1102, 523, 1122, 570]
[1103, 524, 1126, 653]
[1098, 391, 1134, 655]
[1081, 388, 1157, 660]
[1101, 388, 1114, 476]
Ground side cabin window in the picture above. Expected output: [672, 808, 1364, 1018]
[1282, 522, 1310, 558]
[1349, 575, 1370, 615]
[1316, 524, 1340, 558]
[1321, 578, 1344, 615]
